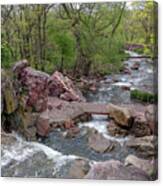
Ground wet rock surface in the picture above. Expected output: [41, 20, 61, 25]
[88, 128, 116, 153]
[56, 159, 91, 179]
[85, 160, 150, 180]
[1, 132, 89, 178]
[42, 126, 131, 162]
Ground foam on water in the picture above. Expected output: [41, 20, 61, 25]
[79, 116, 129, 146]
[1, 132, 79, 172]
[112, 82, 131, 87]
[125, 50, 141, 57]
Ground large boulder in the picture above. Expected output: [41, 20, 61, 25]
[125, 155, 157, 178]
[47, 97, 89, 129]
[108, 104, 134, 127]
[85, 160, 149, 180]
[13, 62, 50, 112]
[48, 71, 85, 102]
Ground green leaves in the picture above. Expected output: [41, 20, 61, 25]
[1, 2, 156, 76]
[1, 41, 13, 68]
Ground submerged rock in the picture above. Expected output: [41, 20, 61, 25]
[88, 129, 115, 153]
[85, 160, 149, 180]
[63, 127, 80, 138]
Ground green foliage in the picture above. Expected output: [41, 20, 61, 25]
[1, 2, 157, 76]
[1, 41, 13, 68]
[124, 1, 157, 57]
[131, 89, 157, 103]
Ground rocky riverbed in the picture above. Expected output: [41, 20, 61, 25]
[1, 51, 158, 180]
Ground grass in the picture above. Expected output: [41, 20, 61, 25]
[131, 89, 157, 103]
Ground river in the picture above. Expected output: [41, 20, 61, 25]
[1, 51, 155, 178]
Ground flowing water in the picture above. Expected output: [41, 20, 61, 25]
[1, 51, 155, 177]
[87, 51, 154, 104]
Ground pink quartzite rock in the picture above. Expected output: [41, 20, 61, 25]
[13, 59, 29, 77]
[13, 61, 50, 112]
[48, 71, 85, 102]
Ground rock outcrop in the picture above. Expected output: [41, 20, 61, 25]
[1, 69, 38, 140]
[9, 60, 88, 138]
[13, 62, 50, 112]
[48, 71, 85, 102]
